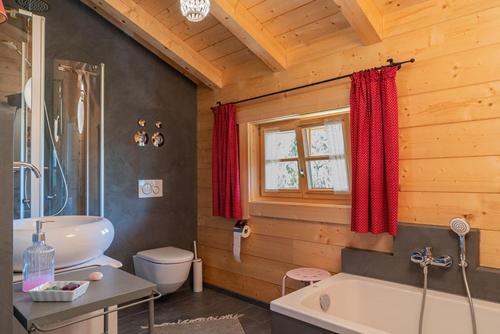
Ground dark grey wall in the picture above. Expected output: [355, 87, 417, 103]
[12, 0, 197, 271]
[0, 103, 14, 334]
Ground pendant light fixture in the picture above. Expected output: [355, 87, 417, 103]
[0, 0, 8, 24]
[180, 0, 210, 22]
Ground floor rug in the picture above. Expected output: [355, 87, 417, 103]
[145, 314, 245, 334]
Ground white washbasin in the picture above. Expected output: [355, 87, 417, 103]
[13, 216, 114, 272]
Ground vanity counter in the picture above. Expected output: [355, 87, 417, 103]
[13, 265, 158, 333]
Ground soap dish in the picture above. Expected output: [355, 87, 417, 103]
[29, 281, 90, 302]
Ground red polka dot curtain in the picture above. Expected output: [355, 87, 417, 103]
[350, 67, 399, 236]
[211, 103, 242, 219]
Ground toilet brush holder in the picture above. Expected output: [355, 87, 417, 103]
[193, 259, 203, 293]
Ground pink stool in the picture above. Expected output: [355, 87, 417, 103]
[282, 267, 331, 296]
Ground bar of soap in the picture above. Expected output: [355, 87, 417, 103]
[88, 271, 103, 281]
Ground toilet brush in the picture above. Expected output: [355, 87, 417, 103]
[193, 241, 203, 293]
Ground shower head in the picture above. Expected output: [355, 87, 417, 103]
[450, 217, 471, 236]
[450, 217, 470, 265]
[57, 64, 74, 73]
[16, 0, 49, 13]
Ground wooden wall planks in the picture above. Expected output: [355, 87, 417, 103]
[197, 1, 500, 302]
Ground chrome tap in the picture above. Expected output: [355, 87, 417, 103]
[410, 247, 452, 268]
[13, 161, 42, 178]
[411, 247, 433, 268]
[431, 255, 454, 268]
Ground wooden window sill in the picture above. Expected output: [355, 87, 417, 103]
[248, 200, 351, 224]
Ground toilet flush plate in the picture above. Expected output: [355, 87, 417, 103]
[138, 179, 163, 198]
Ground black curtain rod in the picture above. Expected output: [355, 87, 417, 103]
[218, 58, 415, 106]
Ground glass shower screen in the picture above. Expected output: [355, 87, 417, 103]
[1, 11, 34, 219]
[44, 59, 105, 216]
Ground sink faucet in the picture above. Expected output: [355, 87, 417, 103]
[13, 161, 42, 178]
[410, 247, 453, 268]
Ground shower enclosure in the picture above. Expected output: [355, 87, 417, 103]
[45, 59, 105, 216]
[1, 9, 105, 219]
[1, 9, 43, 219]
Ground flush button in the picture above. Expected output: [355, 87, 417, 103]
[138, 179, 163, 198]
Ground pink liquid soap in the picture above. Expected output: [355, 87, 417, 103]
[22, 274, 54, 292]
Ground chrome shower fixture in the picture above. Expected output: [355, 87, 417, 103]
[449, 217, 477, 333]
[0, 40, 32, 66]
[57, 64, 73, 73]
[1, 40, 17, 50]
[450, 217, 471, 266]
[57, 63, 100, 76]
[16, 0, 49, 13]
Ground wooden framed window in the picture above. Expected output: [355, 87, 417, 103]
[259, 113, 351, 201]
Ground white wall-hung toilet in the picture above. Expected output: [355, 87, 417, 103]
[133, 247, 194, 294]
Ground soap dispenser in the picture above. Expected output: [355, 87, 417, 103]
[22, 220, 55, 292]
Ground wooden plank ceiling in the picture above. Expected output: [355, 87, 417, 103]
[83, 0, 427, 88]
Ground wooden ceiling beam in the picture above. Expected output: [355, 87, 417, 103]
[334, 0, 383, 45]
[82, 0, 223, 88]
[211, 0, 287, 72]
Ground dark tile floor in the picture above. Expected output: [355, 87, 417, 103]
[118, 287, 272, 334]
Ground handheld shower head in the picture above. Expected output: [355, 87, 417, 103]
[450, 217, 470, 236]
[450, 217, 471, 265]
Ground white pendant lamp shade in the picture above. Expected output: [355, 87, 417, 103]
[180, 0, 210, 22]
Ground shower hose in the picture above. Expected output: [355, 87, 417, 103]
[418, 262, 478, 334]
[418, 266, 428, 334]
[461, 260, 478, 334]
[44, 103, 69, 216]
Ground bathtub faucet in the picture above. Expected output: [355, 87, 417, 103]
[410, 247, 452, 268]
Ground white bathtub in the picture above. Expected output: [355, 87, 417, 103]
[271, 273, 500, 334]
[13, 216, 114, 271]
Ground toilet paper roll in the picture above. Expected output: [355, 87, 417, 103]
[241, 225, 251, 238]
[233, 220, 250, 263]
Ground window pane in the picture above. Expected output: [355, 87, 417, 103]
[304, 125, 330, 157]
[307, 159, 349, 192]
[265, 161, 299, 190]
[304, 122, 346, 157]
[264, 130, 297, 160]
[307, 160, 334, 189]
[325, 121, 346, 156]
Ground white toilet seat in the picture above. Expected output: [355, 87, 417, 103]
[136, 247, 194, 264]
[133, 246, 194, 294]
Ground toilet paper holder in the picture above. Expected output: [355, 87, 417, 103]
[233, 220, 250, 263]
[234, 220, 251, 238]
